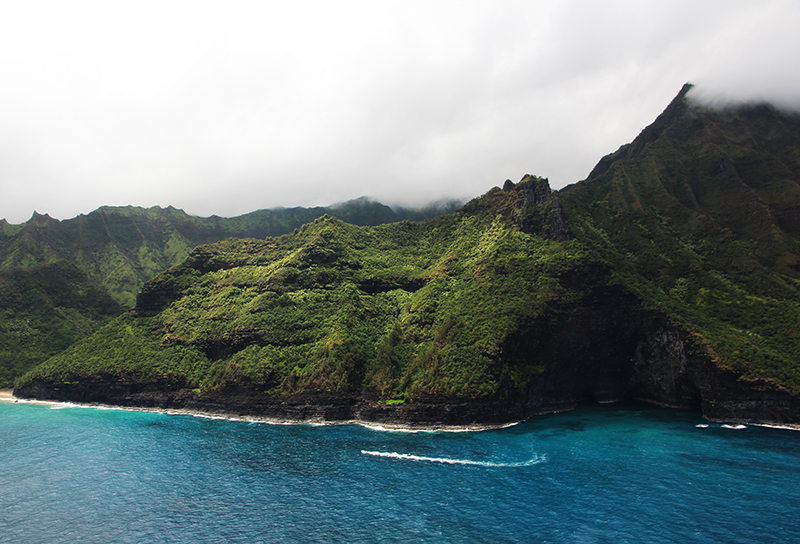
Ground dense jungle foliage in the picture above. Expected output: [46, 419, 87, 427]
[0, 198, 462, 308]
[0, 198, 460, 386]
[560, 84, 800, 391]
[13, 85, 800, 401]
[0, 262, 121, 386]
[18, 179, 593, 400]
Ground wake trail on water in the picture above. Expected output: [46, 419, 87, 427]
[361, 450, 546, 467]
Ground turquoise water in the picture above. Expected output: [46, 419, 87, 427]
[2, 400, 799, 543]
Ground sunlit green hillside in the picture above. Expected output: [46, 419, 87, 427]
[19, 179, 592, 400]
[0, 198, 460, 386]
[14, 86, 800, 424]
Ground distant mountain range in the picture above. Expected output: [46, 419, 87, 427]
[11, 84, 800, 425]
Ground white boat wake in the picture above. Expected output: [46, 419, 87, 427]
[361, 450, 546, 467]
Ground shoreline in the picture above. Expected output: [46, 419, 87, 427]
[5, 389, 800, 432]
[0, 390, 519, 433]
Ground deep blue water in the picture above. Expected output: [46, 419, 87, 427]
[2, 400, 800, 543]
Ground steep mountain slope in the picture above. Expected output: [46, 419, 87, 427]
[560, 84, 800, 419]
[0, 198, 460, 386]
[17, 179, 604, 424]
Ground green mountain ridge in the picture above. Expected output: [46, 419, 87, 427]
[0, 198, 461, 386]
[560, 84, 800, 391]
[12, 85, 800, 425]
[17, 178, 612, 424]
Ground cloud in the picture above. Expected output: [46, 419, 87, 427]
[1, 1, 799, 223]
[684, 1, 800, 109]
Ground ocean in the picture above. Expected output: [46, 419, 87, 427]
[2, 399, 799, 543]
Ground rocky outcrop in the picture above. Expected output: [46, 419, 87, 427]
[690, 360, 800, 424]
[504, 175, 570, 241]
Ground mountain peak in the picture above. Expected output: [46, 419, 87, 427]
[29, 211, 59, 224]
[584, 84, 696, 181]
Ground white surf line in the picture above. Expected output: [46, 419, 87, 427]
[361, 450, 546, 467]
[357, 421, 520, 434]
[0, 396, 85, 408]
[2, 394, 524, 431]
[696, 423, 749, 430]
[753, 423, 800, 432]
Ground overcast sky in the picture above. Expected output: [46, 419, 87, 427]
[2, 0, 799, 223]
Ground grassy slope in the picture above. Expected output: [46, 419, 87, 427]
[560, 85, 800, 391]
[18, 180, 593, 400]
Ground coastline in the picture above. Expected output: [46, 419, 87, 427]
[6, 388, 800, 432]
[0, 390, 521, 432]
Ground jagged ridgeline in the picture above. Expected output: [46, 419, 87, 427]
[16, 179, 588, 409]
[0, 199, 462, 309]
[0, 198, 461, 386]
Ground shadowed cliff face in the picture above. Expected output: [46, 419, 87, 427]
[14, 87, 800, 426]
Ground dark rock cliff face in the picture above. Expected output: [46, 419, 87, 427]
[512, 270, 800, 425]
[517, 269, 800, 425]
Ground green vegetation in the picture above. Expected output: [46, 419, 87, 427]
[0, 198, 460, 386]
[0, 262, 121, 385]
[12, 85, 800, 409]
[560, 85, 800, 391]
[0, 199, 462, 309]
[18, 181, 593, 400]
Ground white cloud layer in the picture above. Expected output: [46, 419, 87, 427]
[1, 0, 799, 223]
